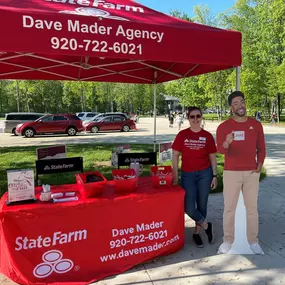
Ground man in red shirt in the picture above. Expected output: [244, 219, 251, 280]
[216, 91, 266, 254]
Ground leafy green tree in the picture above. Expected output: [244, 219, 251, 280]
[0, 80, 10, 115]
[166, 5, 230, 117]
[169, 10, 192, 22]
[192, 4, 216, 26]
[62, 81, 83, 113]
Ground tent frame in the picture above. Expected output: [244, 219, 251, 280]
[0, 52, 191, 82]
[0, 52, 241, 149]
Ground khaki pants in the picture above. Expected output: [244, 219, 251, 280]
[223, 171, 260, 244]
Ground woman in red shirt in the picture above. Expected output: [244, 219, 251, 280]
[172, 107, 218, 248]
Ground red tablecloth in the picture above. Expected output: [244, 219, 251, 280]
[0, 177, 185, 285]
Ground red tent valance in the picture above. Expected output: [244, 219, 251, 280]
[0, 0, 242, 83]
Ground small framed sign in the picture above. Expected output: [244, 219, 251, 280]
[7, 169, 36, 205]
[159, 142, 172, 163]
[36, 145, 66, 160]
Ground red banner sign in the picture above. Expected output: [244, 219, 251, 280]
[36, 145, 67, 160]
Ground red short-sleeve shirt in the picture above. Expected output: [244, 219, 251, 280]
[172, 128, 217, 172]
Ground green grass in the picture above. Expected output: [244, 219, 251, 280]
[0, 144, 266, 197]
[203, 114, 230, 121]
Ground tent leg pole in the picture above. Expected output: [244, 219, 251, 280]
[236, 66, 241, 91]
[153, 71, 157, 152]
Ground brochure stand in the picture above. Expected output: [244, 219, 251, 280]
[225, 192, 264, 255]
[6, 169, 37, 206]
[6, 198, 37, 206]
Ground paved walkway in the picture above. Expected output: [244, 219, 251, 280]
[1, 119, 285, 285]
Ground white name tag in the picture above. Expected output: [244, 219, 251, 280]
[233, 131, 245, 141]
[199, 137, 206, 141]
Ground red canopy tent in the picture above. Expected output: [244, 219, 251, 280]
[0, 0, 242, 144]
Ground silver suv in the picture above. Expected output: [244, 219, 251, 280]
[82, 112, 129, 127]
[4, 112, 44, 135]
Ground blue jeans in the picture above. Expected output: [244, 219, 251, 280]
[181, 167, 213, 225]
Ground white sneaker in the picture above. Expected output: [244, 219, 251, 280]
[218, 242, 232, 254]
[250, 243, 263, 254]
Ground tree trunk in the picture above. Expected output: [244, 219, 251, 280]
[80, 83, 85, 111]
[277, 93, 281, 123]
[25, 91, 30, 112]
[0, 84, 2, 114]
[16, 81, 20, 112]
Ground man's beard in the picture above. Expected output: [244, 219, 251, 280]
[233, 110, 246, 117]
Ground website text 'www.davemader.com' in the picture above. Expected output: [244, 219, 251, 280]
[100, 234, 180, 262]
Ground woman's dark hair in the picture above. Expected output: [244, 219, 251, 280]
[186, 106, 202, 119]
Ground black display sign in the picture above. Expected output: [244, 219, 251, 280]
[35, 157, 83, 185]
[117, 152, 157, 168]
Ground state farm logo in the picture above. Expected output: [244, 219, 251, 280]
[33, 250, 73, 279]
[60, 7, 129, 21]
[47, 0, 145, 15]
[43, 164, 74, 171]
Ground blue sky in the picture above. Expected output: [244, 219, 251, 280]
[137, 0, 236, 17]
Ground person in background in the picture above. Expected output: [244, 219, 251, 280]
[216, 91, 266, 254]
[176, 112, 184, 131]
[270, 112, 277, 126]
[172, 106, 218, 248]
[201, 117, 206, 129]
[169, 112, 174, 128]
[255, 111, 261, 122]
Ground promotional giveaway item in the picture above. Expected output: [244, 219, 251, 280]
[159, 142, 172, 163]
[111, 145, 130, 167]
[75, 172, 107, 198]
[7, 169, 36, 204]
[151, 166, 173, 187]
[51, 191, 79, 203]
[40, 184, 52, 202]
[112, 168, 137, 193]
[130, 162, 141, 177]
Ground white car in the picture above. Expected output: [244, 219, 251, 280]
[76, 112, 99, 121]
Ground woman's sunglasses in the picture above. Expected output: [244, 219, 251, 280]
[189, 114, 202, 119]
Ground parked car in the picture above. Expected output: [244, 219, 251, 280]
[76, 112, 99, 121]
[4, 112, 44, 135]
[16, 114, 84, 137]
[82, 112, 129, 127]
[204, 109, 215, 114]
[84, 115, 136, 133]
